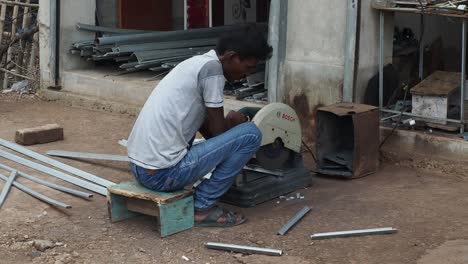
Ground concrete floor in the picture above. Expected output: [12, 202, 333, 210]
[1, 97, 468, 264]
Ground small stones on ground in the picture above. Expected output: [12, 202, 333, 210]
[256, 240, 264, 245]
[276, 201, 280, 204]
[182, 255, 190, 261]
[30, 251, 41, 258]
[138, 247, 146, 253]
[54, 253, 73, 264]
[55, 242, 64, 246]
[42, 211, 48, 216]
[33, 239, 56, 252]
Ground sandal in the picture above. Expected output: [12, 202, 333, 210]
[194, 206, 246, 227]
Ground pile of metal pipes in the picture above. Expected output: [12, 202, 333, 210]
[70, 23, 267, 76]
[0, 138, 114, 210]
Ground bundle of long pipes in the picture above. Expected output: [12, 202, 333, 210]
[70, 23, 267, 75]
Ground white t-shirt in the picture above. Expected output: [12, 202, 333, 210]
[127, 50, 225, 169]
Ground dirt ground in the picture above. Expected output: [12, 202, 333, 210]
[1, 96, 468, 264]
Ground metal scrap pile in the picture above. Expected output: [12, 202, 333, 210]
[70, 23, 268, 102]
[70, 23, 267, 77]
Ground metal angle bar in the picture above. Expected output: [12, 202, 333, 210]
[277, 206, 311, 236]
[310, 227, 397, 240]
[0, 149, 107, 196]
[0, 163, 93, 199]
[0, 139, 114, 188]
[0, 172, 72, 209]
[0, 170, 17, 208]
[46, 150, 129, 162]
[205, 242, 283, 256]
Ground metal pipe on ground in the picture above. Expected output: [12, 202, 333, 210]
[0, 172, 72, 209]
[205, 242, 283, 256]
[46, 150, 129, 162]
[310, 227, 397, 240]
[0, 163, 93, 199]
[0, 170, 17, 208]
[277, 206, 311, 236]
[0, 149, 108, 196]
[0, 138, 115, 188]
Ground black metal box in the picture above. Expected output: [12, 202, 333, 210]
[316, 103, 380, 178]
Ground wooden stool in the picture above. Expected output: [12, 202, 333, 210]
[107, 181, 194, 237]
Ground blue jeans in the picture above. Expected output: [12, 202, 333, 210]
[130, 122, 262, 210]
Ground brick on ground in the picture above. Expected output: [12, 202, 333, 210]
[15, 124, 64, 145]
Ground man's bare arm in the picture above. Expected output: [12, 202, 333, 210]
[201, 107, 248, 138]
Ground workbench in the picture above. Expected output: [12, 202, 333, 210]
[373, 6, 467, 133]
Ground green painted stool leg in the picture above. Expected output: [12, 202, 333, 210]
[108, 193, 140, 222]
[158, 196, 194, 237]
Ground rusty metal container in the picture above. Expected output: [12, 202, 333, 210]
[316, 103, 380, 178]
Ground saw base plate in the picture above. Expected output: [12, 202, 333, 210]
[221, 166, 312, 207]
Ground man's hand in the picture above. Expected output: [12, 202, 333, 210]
[225, 111, 248, 129]
[201, 108, 249, 139]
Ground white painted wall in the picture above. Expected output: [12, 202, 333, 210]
[39, 0, 97, 87]
[280, 0, 393, 140]
[38, 0, 52, 87]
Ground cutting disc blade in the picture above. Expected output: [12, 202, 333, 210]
[255, 139, 292, 170]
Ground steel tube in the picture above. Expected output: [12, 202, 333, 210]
[0, 0, 38, 8]
[205, 242, 283, 256]
[343, 0, 358, 103]
[0, 170, 17, 207]
[461, 18, 466, 134]
[0, 139, 114, 188]
[113, 38, 217, 53]
[96, 23, 267, 45]
[278, 206, 311, 236]
[379, 11, 384, 111]
[0, 163, 93, 199]
[381, 108, 462, 124]
[0, 149, 107, 195]
[380, 113, 402, 121]
[418, 19, 424, 80]
[76, 23, 149, 34]
[0, 172, 72, 209]
[311, 227, 397, 240]
[133, 47, 212, 63]
[46, 150, 129, 162]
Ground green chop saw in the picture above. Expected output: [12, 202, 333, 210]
[221, 103, 312, 207]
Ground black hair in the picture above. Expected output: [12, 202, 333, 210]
[216, 24, 273, 61]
